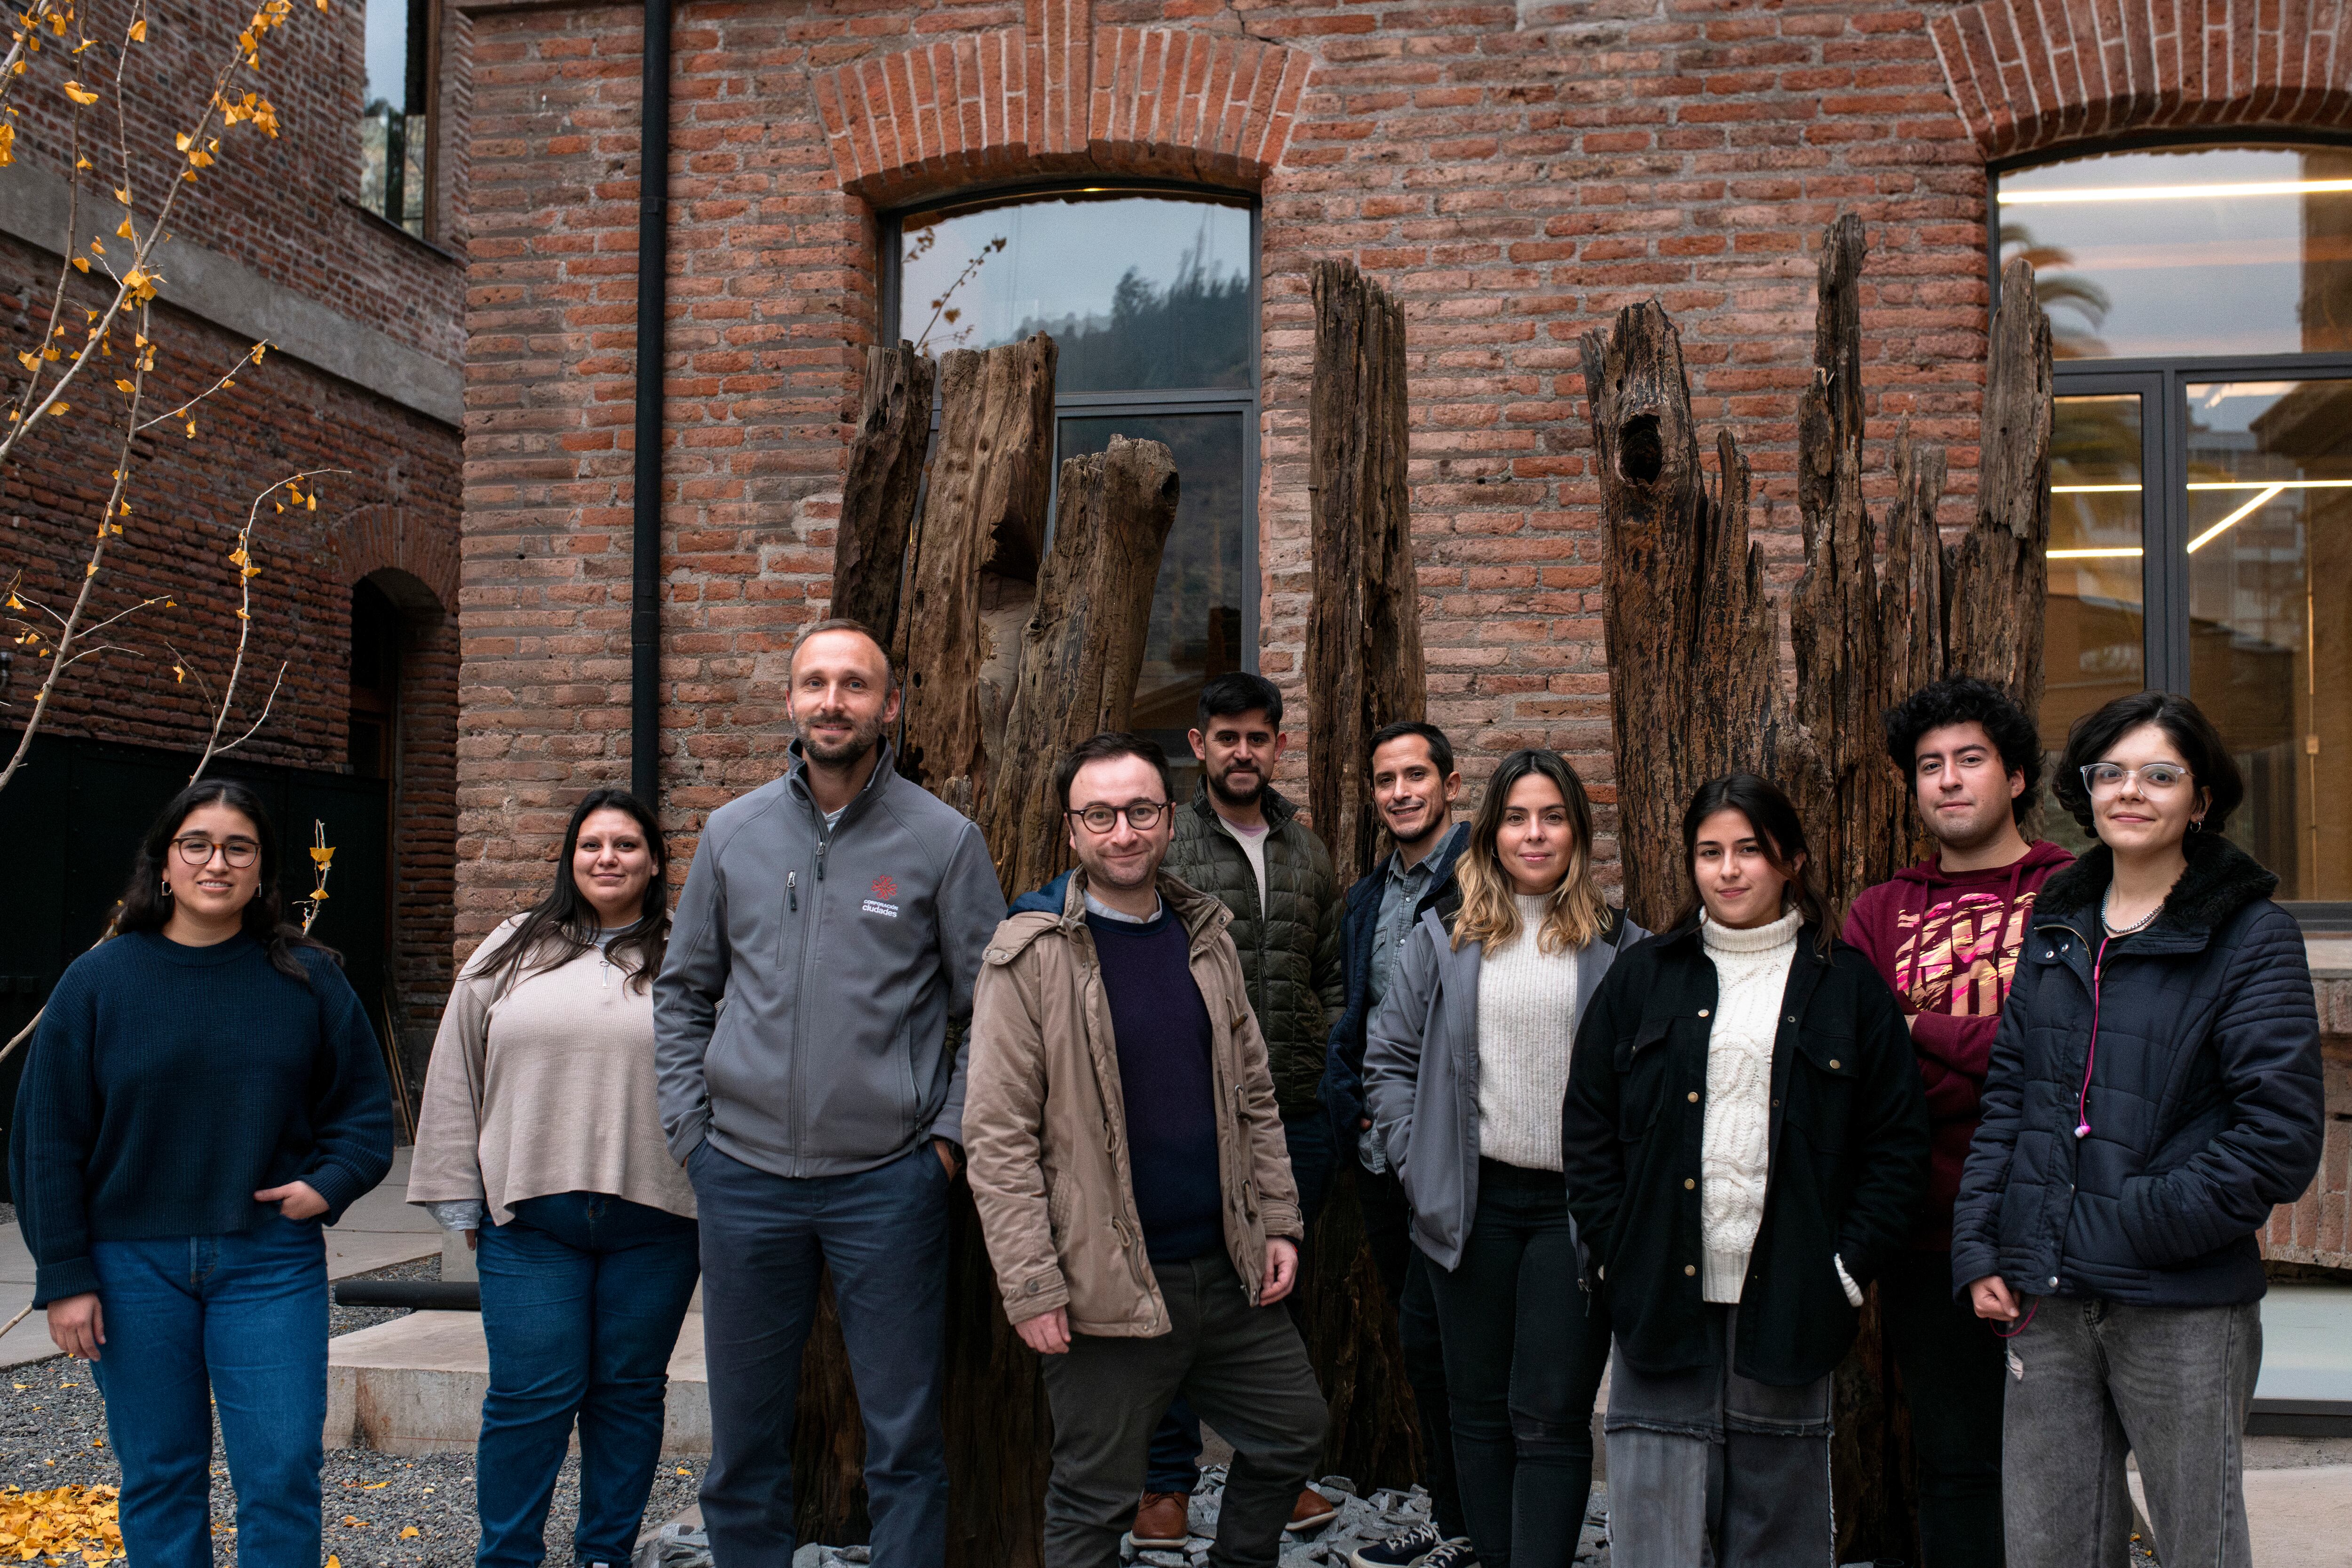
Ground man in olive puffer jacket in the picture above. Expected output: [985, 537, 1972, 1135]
[1143, 671, 1344, 1541]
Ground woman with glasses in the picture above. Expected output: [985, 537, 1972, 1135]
[410, 788, 694, 1568]
[1562, 774, 1926, 1568]
[1361, 749, 1645, 1568]
[11, 780, 394, 1568]
[1952, 692, 2324, 1568]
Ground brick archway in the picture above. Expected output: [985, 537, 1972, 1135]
[324, 503, 459, 614]
[1931, 0, 2352, 159]
[810, 1, 1312, 204]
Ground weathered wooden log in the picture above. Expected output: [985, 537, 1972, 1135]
[982, 436, 1181, 900]
[1306, 259, 1425, 889]
[831, 341, 936, 645]
[896, 334, 1057, 814]
[1945, 254, 2055, 717]
[1581, 302, 1786, 931]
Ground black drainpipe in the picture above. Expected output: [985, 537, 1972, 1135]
[629, 0, 672, 810]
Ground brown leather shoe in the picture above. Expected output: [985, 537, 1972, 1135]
[1131, 1491, 1191, 1548]
[1286, 1485, 1339, 1534]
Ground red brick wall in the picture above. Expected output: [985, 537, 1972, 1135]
[5, 0, 469, 358]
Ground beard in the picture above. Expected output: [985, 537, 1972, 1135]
[795, 707, 886, 767]
[1929, 797, 2010, 852]
[1206, 760, 1264, 809]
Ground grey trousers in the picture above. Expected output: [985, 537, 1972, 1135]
[1601, 1307, 1835, 1568]
[1036, 1251, 1328, 1568]
[2001, 1296, 2262, 1568]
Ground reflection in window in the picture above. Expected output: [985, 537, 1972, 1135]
[1058, 414, 1247, 767]
[2184, 380, 2352, 898]
[359, 0, 430, 236]
[898, 196, 1252, 392]
[2000, 145, 2352, 358]
[2041, 394, 2147, 856]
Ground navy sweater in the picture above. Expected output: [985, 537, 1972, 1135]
[12, 930, 396, 1305]
[1086, 905, 1222, 1265]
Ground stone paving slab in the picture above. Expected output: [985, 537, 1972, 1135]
[326, 1309, 709, 1456]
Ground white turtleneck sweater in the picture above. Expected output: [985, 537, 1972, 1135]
[1698, 907, 1802, 1303]
[1475, 893, 1579, 1172]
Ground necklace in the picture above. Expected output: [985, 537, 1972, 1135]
[2101, 886, 2160, 937]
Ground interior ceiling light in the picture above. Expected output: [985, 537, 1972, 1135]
[2002, 179, 2352, 204]
[2051, 480, 2352, 494]
[2048, 547, 2145, 558]
[2186, 484, 2288, 553]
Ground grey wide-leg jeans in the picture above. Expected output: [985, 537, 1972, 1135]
[1601, 1306, 1835, 1568]
[2001, 1296, 2261, 1568]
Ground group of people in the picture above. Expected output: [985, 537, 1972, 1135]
[8, 612, 2327, 1568]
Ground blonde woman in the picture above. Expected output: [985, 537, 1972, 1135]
[1362, 748, 1645, 1568]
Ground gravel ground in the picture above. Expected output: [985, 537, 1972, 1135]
[0, 1257, 707, 1566]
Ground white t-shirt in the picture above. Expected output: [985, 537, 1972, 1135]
[1220, 816, 1271, 913]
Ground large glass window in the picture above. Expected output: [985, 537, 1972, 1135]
[2002, 144, 2352, 906]
[890, 190, 1257, 773]
[360, 0, 432, 236]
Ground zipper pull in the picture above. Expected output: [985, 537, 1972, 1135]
[816, 839, 828, 881]
[788, 871, 798, 912]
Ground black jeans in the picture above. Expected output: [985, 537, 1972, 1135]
[1882, 1249, 2005, 1568]
[1424, 1161, 1606, 1568]
[1359, 1162, 1465, 1540]
[1039, 1251, 1327, 1568]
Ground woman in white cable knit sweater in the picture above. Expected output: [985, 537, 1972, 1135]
[1364, 750, 1646, 1568]
[1562, 774, 1927, 1568]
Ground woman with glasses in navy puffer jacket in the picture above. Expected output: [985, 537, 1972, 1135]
[1953, 690, 2325, 1568]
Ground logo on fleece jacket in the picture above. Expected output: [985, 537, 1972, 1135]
[1893, 891, 2037, 1016]
[863, 873, 900, 919]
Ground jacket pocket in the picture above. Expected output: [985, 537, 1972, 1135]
[1790, 1031, 1857, 1153]
[1616, 1018, 1672, 1139]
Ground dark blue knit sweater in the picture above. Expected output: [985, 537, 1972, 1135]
[1086, 904, 1223, 1265]
[12, 930, 396, 1305]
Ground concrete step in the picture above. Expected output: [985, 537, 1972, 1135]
[326, 1309, 709, 1457]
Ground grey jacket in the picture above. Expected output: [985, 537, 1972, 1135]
[653, 742, 1009, 1178]
[1362, 902, 1645, 1271]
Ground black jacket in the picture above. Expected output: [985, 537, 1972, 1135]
[1318, 823, 1469, 1148]
[1563, 919, 1928, 1385]
[1949, 835, 2324, 1309]
[1163, 784, 1345, 1115]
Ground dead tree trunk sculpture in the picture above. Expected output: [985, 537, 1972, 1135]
[1306, 258, 1425, 889]
[831, 341, 937, 645]
[983, 435, 1181, 899]
[1588, 214, 2054, 1561]
[895, 334, 1057, 814]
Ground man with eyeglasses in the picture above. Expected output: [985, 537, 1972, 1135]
[965, 732, 1326, 1568]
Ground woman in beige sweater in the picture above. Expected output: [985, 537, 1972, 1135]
[411, 788, 697, 1568]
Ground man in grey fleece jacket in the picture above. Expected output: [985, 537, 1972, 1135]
[654, 620, 1007, 1568]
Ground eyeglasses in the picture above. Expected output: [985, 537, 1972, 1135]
[173, 834, 260, 868]
[1066, 801, 1169, 834]
[2081, 763, 2192, 796]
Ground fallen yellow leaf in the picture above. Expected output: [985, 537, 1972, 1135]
[398, 1528, 418, 1540]
[61, 80, 97, 105]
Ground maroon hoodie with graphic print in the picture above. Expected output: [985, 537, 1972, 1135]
[1841, 839, 2075, 1249]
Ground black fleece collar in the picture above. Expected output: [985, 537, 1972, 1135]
[2034, 832, 2279, 949]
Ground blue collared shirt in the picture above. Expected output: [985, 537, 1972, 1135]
[1367, 822, 1465, 1013]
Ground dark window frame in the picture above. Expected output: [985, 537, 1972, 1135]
[879, 180, 1264, 676]
[1992, 137, 2352, 921]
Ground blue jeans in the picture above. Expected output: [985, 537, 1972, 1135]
[474, 1191, 702, 1568]
[1145, 1114, 1336, 1496]
[689, 1139, 953, 1568]
[87, 1212, 328, 1568]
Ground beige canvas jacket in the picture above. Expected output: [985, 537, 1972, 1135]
[966, 869, 1301, 1337]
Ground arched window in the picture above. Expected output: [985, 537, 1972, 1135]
[885, 187, 1257, 777]
[1998, 143, 2352, 907]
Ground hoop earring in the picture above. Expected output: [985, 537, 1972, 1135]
[159, 878, 173, 899]
[2189, 818, 2205, 834]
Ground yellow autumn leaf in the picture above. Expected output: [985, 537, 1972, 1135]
[69, 258, 89, 273]
[60, 80, 96, 104]
[114, 218, 131, 239]
[361, 1482, 386, 1490]
[398, 1528, 418, 1540]
[13, 353, 32, 372]
[174, 132, 190, 151]
[309, 846, 333, 864]
[0, 123, 14, 167]
[49, 403, 69, 417]
[326, 1559, 340, 1568]
[128, 17, 145, 40]
[172, 665, 184, 683]
[112, 379, 132, 394]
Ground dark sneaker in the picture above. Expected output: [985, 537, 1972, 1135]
[1350, 1520, 1445, 1568]
[1130, 1490, 1191, 1548]
[1285, 1486, 1340, 1534]
[1419, 1541, 1479, 1568]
